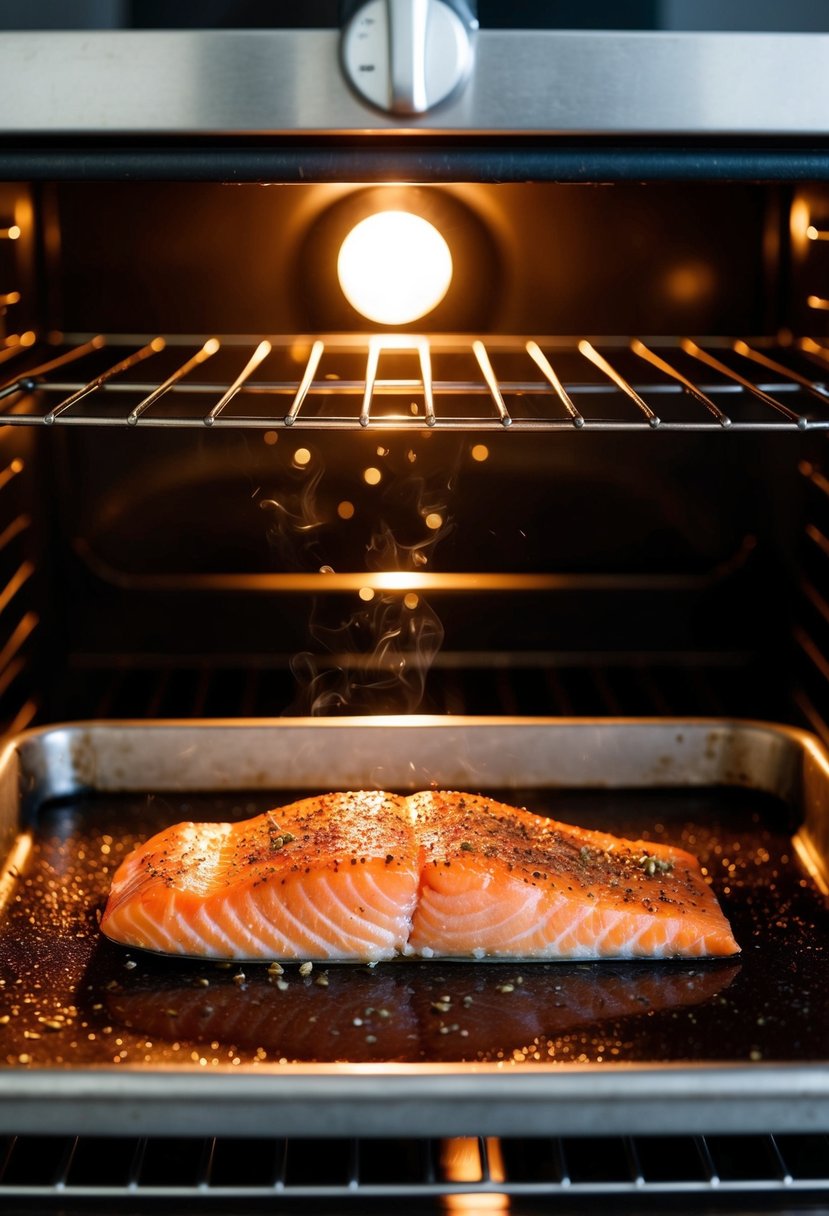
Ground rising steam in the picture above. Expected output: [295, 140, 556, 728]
[261, 444, 454, 716]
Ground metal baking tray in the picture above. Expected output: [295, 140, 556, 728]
[1, 716, 828, 1138]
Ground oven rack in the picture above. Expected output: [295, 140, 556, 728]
[2, 332, 829, 431]
[1, 1132, 827, 1206]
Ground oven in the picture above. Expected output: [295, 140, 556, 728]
[1, 3, 829, 1213]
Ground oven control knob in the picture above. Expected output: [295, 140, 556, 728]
[342, 0, 476, 116]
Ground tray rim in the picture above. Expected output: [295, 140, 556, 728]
[5, 710, 826, 790]
[5, 1063, 829, 1138]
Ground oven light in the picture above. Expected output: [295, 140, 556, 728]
[337, 210, 452, 325]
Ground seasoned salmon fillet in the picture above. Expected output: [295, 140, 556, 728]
[407, 791, 739, 960]
[102, 792, 420, 962]
[101, 790, 739, 961]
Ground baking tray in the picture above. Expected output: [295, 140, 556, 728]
[1, 716, 829, 1138]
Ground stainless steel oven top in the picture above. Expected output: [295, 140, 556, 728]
[1, 24, 829, 135]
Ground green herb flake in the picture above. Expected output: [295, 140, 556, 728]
[638, 853, 674, 877]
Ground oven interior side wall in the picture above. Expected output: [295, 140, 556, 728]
[3, 179, 829, 730]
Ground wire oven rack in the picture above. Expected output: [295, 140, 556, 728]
[2, 332, 829, 430]
[1, 1132, 828, 1206]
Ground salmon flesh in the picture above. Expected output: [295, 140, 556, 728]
[101, 790, 739, 961]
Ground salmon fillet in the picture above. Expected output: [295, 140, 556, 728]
[102, 791, 420, 962]
[101, 790, 739, 961]
[407, 791, 739, 961]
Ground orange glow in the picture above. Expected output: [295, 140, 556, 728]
[486, 1139, 506, 1184]
[424, 512, 443, 531]
[440, 1138, 511, 1214]
[662, 261, 716, 305]
[793, 829, 829, 897]
[293, 448, 311, 467]
[263, 431, 278, 446]
[289, 340, 311, 363]
[791, 196, 812, 253]
[372, 572, 420, 591]
[0, 459, 23, 493]
[441, 1139, 482, 1184]
[403, 593, 419, 609]
[363, 467, 382, 486]
[0, 832, 32, 916]
[443, 1190, 511, 1212]
[358, 587, 375, 602]
[337, 500, 355, 520]
[93, 570, 611, 595]
[0, 225, 20, 240]
[471, 444, 489, 463]
[337, 211, 452, 325]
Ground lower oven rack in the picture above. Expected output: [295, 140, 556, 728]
[1, 717, 829, 1139]
[2, 1131, 829, 1208]
[2, 332, 829, 430]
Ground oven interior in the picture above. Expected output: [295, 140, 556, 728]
[1, 179, 828, 731]
[2, 178, 829, 1210]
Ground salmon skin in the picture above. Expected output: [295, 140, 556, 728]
[101, 790, 739, 962]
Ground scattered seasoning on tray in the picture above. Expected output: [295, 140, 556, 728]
[299, 962, 313, 977]
[37, 1017, 66, 1032]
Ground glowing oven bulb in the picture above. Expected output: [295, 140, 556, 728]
[337, 210, 453, 325]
